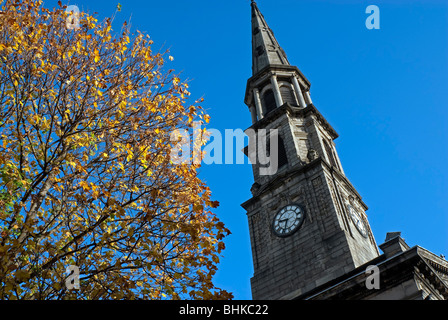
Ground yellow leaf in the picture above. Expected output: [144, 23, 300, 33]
[94, 49, 100, 63]
[79, 180, 89, 191]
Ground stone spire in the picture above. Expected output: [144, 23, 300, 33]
[251, 0, 290, 75]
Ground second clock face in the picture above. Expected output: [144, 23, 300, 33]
[347, 204, 368, 238]
[272, 204, 305, 237]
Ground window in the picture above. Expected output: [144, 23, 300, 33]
[323, 139, 339, 169]
[280, 85, 296, 106]
[277, 136, 288, 168]
[262, 89, 276, 115]
[266, 134, 288, 169]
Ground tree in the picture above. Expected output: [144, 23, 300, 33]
[0, 0, 232, 300]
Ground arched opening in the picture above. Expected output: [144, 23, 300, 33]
[266, 135, 288, 169]
[262, 89, 276, 115]
[280, 85, 296, 106]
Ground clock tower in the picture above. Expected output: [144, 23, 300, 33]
[241, 1, 380, 300]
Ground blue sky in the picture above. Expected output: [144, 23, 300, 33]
[50, 0, 447, 299]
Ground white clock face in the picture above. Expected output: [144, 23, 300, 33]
[272, 204, 305, 237]
[347, 204, 368, 238]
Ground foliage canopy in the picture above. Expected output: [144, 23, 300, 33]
[0, 0, 231, 299]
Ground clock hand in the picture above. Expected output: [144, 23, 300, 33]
[279, 219, 288, 228]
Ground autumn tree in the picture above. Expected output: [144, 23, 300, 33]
[0, 0, 231, 299]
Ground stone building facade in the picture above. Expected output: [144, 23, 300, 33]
[241, 1, 448, 300]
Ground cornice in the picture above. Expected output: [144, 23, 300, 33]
[245, 102, 339, 140]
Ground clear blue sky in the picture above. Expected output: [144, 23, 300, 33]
[51, 0, 447, 299]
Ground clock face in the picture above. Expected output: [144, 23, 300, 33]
[347, 204, 368, 238]
[272, 204, 305, 237]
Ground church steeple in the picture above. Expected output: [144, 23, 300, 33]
[242, 2, 380, 300]
[244, 2, 313, 125]
[251, 0, 290, 75]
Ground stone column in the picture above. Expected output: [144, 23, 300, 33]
[249, 105, 257, 124]
[291, 76, 307, 108]
[253, 88, 263, 119]
[270, 74, 283, 107]
[304, 90, 313, 105]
